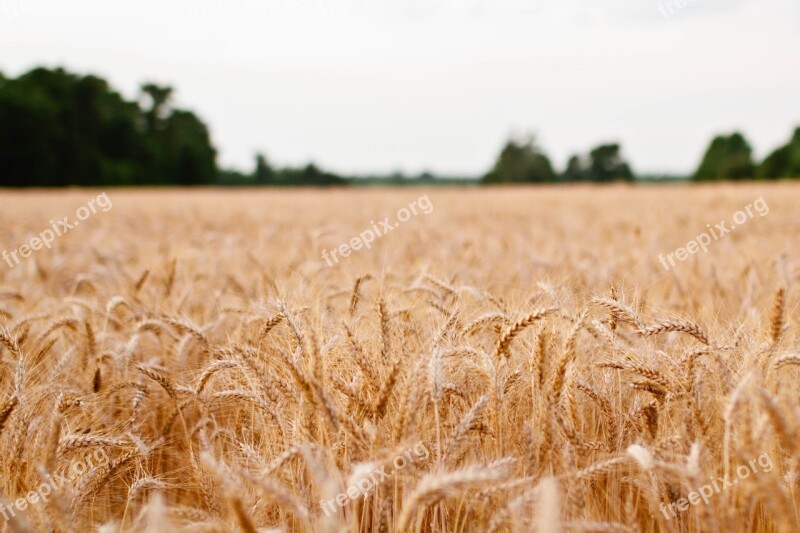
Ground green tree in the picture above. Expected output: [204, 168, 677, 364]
[787, 128, 800, 176]
[562, 154, 586, 182]
[484, 135, 555, 183]
[694, 132, 754, 181]
[0, 67, 218, 186]
[0, 68, 143, 186]
[757, 127, 800, 179]
[586, 143, 634, 182]
[254, 153, 275, 184]
[138, 83, 216, 185]
[159, 110, 217, 185]
[757, 146, 790, 180]
[274, 163, 345, 186]
[140, 83, 173, 132]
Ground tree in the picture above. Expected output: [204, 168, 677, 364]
[254, 153, 275, 184]
[483, 135, 555, 183]
[159, 110, 217, 185]
[757, 146, 790, 180]
[757, 127, 800, 179]
[140, 83, 173, 132]
[274, 163, 346, 186]
[562, 154, 586, 182]
[0, 68, 143, 186]
[0, 67, 218, 186]
[586, 143, 634, 182]
[694, 132, 754, 181]
[138, 83, 216, 185]
[787, 127, 800, 176]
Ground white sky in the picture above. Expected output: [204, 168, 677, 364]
[2, 0, 799, 176]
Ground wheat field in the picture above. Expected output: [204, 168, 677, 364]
[0, 184, 798, 532]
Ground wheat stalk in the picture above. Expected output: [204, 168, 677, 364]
[494, 307, 557, 359]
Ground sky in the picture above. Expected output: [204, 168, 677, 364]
[1, 0, 799, 176]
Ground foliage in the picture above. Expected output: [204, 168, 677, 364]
[562, 154, 586, 182]
[254, 153, 274, 185]
[693, 132, 754, 181]
[483, 136, 555, 183]
[756, 128, 800, 179]
[0, 67, 216, 186]
[586, 143, 634, 182]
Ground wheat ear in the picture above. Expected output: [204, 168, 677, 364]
[494, 308, 557, 359]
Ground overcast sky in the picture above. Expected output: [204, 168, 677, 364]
[2, 0, 799, 176]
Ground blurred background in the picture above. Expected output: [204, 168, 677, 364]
[1, 0, 799, 186]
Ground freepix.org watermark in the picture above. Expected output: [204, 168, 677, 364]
[2, 192, 112, 269]
[657, 0, 702, 19]
[320, 442, 429, 515]
[658, 196, 768, 271]
[1, 448, 109, 522]
[660, 452, 774, 520]
[321, 194, 433, 267]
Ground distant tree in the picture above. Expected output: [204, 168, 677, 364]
[417, 171, 436, 183]
[387, 170, 407, 184]
[275, 163, 345, 186]
[159, 110, 217, 185]
[140, 83, 173, 132]
[0, 67, 217, 186]
[787, 127, 800, 176]
[138, 83, 216, 185]
[301, 163, 344, 185]
[216, 168, 252, 185]
[302, 163, 322, 183]
[136, 83, 216, 185]
[757, 127, 800, 179]
[587, 143, 634, 182]
[254, 153, 274, 184]
[484, 135, 555, 183]
[0, 68, 143, 186]
[562, 154, 587, 182]
[757, 145, 790, 180]
[694, 132, 754, 181]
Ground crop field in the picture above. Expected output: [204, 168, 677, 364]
[0, 184, 798, 532]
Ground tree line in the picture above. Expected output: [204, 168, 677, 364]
[483, 128, 800, 183]
[0, 68, 217, 186]
[1, 66, 798, 186]
[483, 136, 634, 183]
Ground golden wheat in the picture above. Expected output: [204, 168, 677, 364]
[0, 184, 796, 531]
